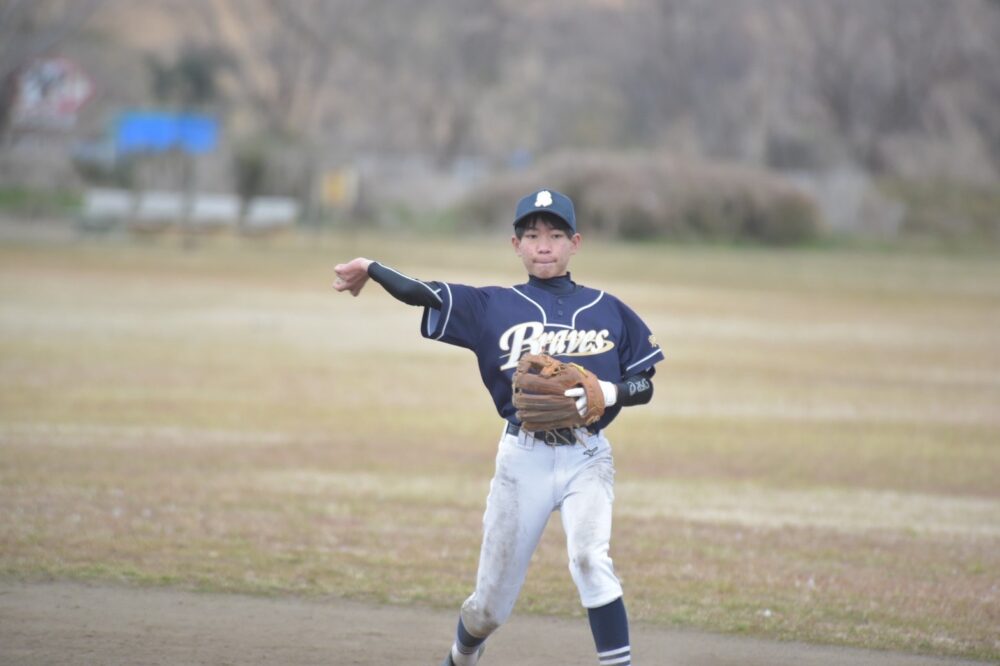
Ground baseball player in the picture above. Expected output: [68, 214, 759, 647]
[333, 189, 662, 666]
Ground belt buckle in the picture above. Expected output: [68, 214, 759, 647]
[543, 429, 576, 446]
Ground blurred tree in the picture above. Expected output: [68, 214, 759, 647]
[146, 44, 231, 110]
[36, 0, 1000, 194]
[186, 0, 346, 139]
[373, 0, 509, 168]
[799, 0, 985, 172]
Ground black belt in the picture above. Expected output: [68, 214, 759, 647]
[505, 421, 595, 446]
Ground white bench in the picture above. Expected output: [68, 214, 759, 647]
[80, 189, 301, 235]
[188, 193, 240, 230]
[80, 188, 134, 229]
[242, 196, 299, 233]
[132, 190, 185, 230]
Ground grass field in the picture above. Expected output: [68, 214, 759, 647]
[1, 227, 998, 660]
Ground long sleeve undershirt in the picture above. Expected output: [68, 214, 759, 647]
[367, 261, 443, 308]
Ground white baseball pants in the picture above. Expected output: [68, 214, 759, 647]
[459, 425, 622, 638]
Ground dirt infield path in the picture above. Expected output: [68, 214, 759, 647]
[0, 582, 987, 666]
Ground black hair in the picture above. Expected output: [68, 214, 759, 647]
[514, 213, 573, 240]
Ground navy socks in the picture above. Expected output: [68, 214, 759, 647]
[588, 597, 631, 665]
[453, 599, 630, 664]
[456, 617, 487, 654]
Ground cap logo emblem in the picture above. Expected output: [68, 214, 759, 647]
[534, 190, 553, 207]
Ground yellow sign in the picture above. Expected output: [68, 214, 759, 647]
[321, 168, 359, 208]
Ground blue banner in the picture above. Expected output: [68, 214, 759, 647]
[116, 111, 219, 154]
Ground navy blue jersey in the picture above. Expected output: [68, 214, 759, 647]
[420, 276, 664, 431]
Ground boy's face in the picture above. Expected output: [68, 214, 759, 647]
[511, 217, 581, 279]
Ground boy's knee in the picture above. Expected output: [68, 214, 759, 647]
[460, 595, 507, 638]
[569, 547, 621, 603]
[570, 547, 605, 581]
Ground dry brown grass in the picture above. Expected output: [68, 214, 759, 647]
[1, 231, 998, 660]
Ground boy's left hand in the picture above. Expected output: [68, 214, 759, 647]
[565, 380, 618, 417]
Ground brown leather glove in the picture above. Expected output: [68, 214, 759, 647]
[511, 353, 605, 432]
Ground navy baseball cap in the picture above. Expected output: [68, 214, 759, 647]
[513, 188, 576, 232]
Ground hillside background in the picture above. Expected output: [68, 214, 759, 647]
[2, 0, 999, 243]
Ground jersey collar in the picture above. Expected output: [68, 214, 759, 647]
[526, 272, 577, 296]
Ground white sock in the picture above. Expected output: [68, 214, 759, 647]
[598, 644, 631, 665]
